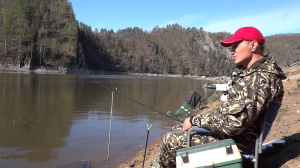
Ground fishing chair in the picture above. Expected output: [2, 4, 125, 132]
[243, 101, 281, 168]
[187, 101, 281, 168]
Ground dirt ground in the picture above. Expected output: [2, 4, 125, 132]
[116, 66, 300, 168]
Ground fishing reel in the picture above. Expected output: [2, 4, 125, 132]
[215, 83, 230, 91]
[216, 84, 231, 102]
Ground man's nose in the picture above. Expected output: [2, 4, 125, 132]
[230, 47, 236, 55]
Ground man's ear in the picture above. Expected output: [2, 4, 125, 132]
[251, 41, 258, 51]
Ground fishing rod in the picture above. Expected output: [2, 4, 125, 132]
[88, 79, 184, 123]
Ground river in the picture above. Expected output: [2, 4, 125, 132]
[0, 72, 213, 168]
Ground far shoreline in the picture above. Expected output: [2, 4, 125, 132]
[0, 64, 229, 83]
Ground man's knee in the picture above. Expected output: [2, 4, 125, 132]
[171, 123, 183, 131]
[162, 130, 188, 151]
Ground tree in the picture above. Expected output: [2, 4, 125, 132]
[39, 0, 47, 15]
[178, 58, 185, 74]
[68, 20, 78, 55]
[2, 12, 13, 56]
[138, 55, 144, 71]
[51, 38, 59, 63]
[42, 11, 49, 38]
[40, 1, 49, 64]
[16, 0, 27, 66]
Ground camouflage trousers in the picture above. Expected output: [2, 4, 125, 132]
[152, 124, 224, 168]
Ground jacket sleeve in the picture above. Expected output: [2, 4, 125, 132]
[193, 72, 277, 135]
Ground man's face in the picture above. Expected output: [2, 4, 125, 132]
[230, 40, 253, 68]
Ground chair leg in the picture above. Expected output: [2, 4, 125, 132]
[248, 132, 259, 168]
[254, 138, 258, 168]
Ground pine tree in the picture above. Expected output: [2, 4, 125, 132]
[16, 0, 27, 66]
[2, 11, 13, 56]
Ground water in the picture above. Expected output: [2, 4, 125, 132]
[0, 72, 213, 168]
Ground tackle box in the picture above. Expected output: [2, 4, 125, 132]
[176, 139, 243, 168]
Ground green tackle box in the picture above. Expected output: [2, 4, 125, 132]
[176, 139, 243, 168]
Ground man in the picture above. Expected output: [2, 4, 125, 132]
[152, 26, 286, 167]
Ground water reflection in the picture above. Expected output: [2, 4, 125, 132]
[0, 73, 75, 163]
[0, 72, 213, 168]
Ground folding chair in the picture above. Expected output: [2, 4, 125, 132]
[244, 101, 281, 168]
[186, 101, 281, 168]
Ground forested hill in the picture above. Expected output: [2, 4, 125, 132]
[1, 0, 299, 76]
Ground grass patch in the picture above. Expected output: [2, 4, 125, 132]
[288, 91, 291, 94]
[121, 164, 128, 168]
[294, 118, 300, 123]
[279, 108, 288, 112]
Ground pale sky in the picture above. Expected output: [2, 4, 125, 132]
[70, 0, 300, 36]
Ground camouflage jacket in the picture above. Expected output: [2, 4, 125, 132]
[193, 56, 286, 137]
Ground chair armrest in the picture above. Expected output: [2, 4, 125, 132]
[187, 126, 221, 147]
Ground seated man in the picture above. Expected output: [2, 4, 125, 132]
[152, 26, 287, 167]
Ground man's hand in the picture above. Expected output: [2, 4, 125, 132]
[183, 116, 193, 131]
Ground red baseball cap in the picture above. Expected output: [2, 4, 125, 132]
[221, 27, 265, 47]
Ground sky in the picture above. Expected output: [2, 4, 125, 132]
[70, 0, 300, 36]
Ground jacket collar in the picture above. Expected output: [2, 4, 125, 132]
[232, 55, 287, 80]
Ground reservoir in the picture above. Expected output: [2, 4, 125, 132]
[0, 72, 213, 168]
